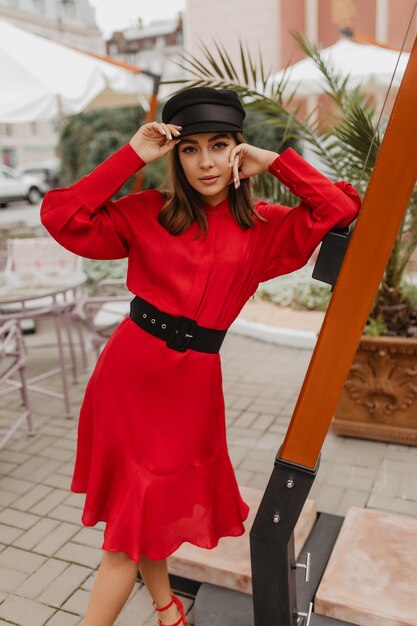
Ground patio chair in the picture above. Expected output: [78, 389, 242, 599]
[74, 278, 132, 358]
[0, 318, 34, 450]
[2, 236, 88, 371]
[0, 236, 87, 417]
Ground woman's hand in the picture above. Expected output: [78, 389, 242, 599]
[228, 143, 279, 188]
[129, 122, 182, 164]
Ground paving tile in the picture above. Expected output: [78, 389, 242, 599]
[61, 589, 91, 615]
[63, 493, 85, 509]
[15, 558, 68, 599]
[0, 565, 28, 593]
[55, 461, 75, 477]
[54, 542, 102, 568]
[0, 450, 30, 465]
[0, 509, 40, 530]
[0, 460, 17, 474]
[0, 477, 34, 495]
[0, 523, 24, 544]
[71, 527, 103, 549]
[48, 504, 83, 525]
[0, 594, 55, 626]
[44, 610, 82, 626]
[115, 584, 157, 625]
[367, 494, 417, 517]
[29, 488, 68, 516]
[234, 469, 254, 486]
[38, 446, 75, 462]
[33, 522, 80, 557]
[42, 473, 71, 490]
[11, 484, 52, 512]
[0, 547, 46, 574]
[0, 490, 19, 507]
[13, 518, 59, 551]
[37, 563, 91, 607]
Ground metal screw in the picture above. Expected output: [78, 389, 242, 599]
[286, 479, 295, 489]
[272, 514, 281, 523]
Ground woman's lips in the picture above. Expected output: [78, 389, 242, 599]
[199, 176, 220, 185]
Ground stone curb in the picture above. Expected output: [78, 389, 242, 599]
[230, 317, 318, 350]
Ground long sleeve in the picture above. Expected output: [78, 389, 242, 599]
[40, 144, 147, 260]
[256, 147, 361, 282]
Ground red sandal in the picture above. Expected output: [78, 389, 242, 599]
[152, 590, 188, 626]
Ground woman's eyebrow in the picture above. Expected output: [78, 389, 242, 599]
[179, 133, 231, 145]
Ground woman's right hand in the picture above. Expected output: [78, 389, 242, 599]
[129, 122, 182, 164]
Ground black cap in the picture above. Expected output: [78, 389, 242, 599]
[162, 87, 245, 137]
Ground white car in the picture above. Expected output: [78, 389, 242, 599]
[0, 164, 47, 207]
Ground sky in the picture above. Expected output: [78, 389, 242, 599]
[89, 0, 186, 36]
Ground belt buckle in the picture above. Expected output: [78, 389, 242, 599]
[167, 315, 197, 352]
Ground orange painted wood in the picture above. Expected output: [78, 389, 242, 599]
[280, 35, 417, 469]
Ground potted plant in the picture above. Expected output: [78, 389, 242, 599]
[166, 35, 417, 444]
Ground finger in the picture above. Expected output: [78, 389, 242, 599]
[167, 123, 182, 137]
[233, 153, 241, 189]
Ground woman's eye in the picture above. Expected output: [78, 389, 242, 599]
[181, 146, 196, 153]
[213, 142, 228, 149]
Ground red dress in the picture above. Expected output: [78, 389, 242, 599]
[40, 144, 360, 562]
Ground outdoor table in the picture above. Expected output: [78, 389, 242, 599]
[0, 277, 86, 418]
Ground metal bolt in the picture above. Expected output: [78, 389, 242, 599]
[272, 513, 281, 523]
[286, 479, 295, 489]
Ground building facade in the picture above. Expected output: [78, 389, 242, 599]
[0, 0, 104, 167]
[106, 15, 185, 99]
[184, 0, 417, 73]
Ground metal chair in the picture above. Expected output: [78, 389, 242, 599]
[0, 318, 34, 450]
[74, 279, 132, 358]
[0, 236, 87, 417]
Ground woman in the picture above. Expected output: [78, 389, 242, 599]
[40, 87, 361, 626]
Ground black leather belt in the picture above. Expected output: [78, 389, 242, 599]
[129, 296, 227, 353]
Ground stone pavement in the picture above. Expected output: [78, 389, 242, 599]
[1, 320, 417, 625]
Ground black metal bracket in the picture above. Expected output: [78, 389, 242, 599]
[312, 227, 351, 291]
[249, 454, 320, 626]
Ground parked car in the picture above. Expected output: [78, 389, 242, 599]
[17, 159, 63, 191]
[0, 164, 47, 207]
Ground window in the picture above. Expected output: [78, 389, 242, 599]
[33, 0, 45, 13]
[62, 0, 76, 18]
[0, 124, 13, 137]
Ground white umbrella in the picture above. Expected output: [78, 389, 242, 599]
[269, 39, 410, 97]
[0, 18, 153, 123]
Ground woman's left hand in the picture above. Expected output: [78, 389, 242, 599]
[229, 143, 279, 188]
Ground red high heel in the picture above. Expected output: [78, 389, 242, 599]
[152, 590, 187, 626]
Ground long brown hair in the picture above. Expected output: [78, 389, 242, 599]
[158, 132, 267, 238]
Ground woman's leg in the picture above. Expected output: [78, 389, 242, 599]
[138, 554, 182, 624]
[83, 550, 138, 626]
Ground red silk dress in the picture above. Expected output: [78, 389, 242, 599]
[40, 144, 361, 562]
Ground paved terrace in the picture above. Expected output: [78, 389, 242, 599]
[0, 319, 417, 625]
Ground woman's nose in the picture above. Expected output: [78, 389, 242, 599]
[199, 150, 215, 168]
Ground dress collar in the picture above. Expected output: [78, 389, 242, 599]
[202, 197, 230, 214]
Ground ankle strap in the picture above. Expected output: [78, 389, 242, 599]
[153, 591, 175, 612]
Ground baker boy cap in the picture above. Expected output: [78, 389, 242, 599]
[162, 87, 245, 137]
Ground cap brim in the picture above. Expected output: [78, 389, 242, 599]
[176, 121, 242, 138]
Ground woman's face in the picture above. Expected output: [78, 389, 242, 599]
[177, 132, 237, 206]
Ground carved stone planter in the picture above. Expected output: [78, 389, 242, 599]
[332, 335, 417, 445]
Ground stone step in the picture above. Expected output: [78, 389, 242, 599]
[316, 506, 417, 626]
[168, 485, 317, 594]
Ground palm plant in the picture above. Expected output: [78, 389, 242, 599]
[165, 34, 417, 335]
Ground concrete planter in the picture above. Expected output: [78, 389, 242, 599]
[333, 335, 417, 445]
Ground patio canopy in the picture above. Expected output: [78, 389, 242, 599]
[270, 38, 410, 97]
[0, 18, 153, 123]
